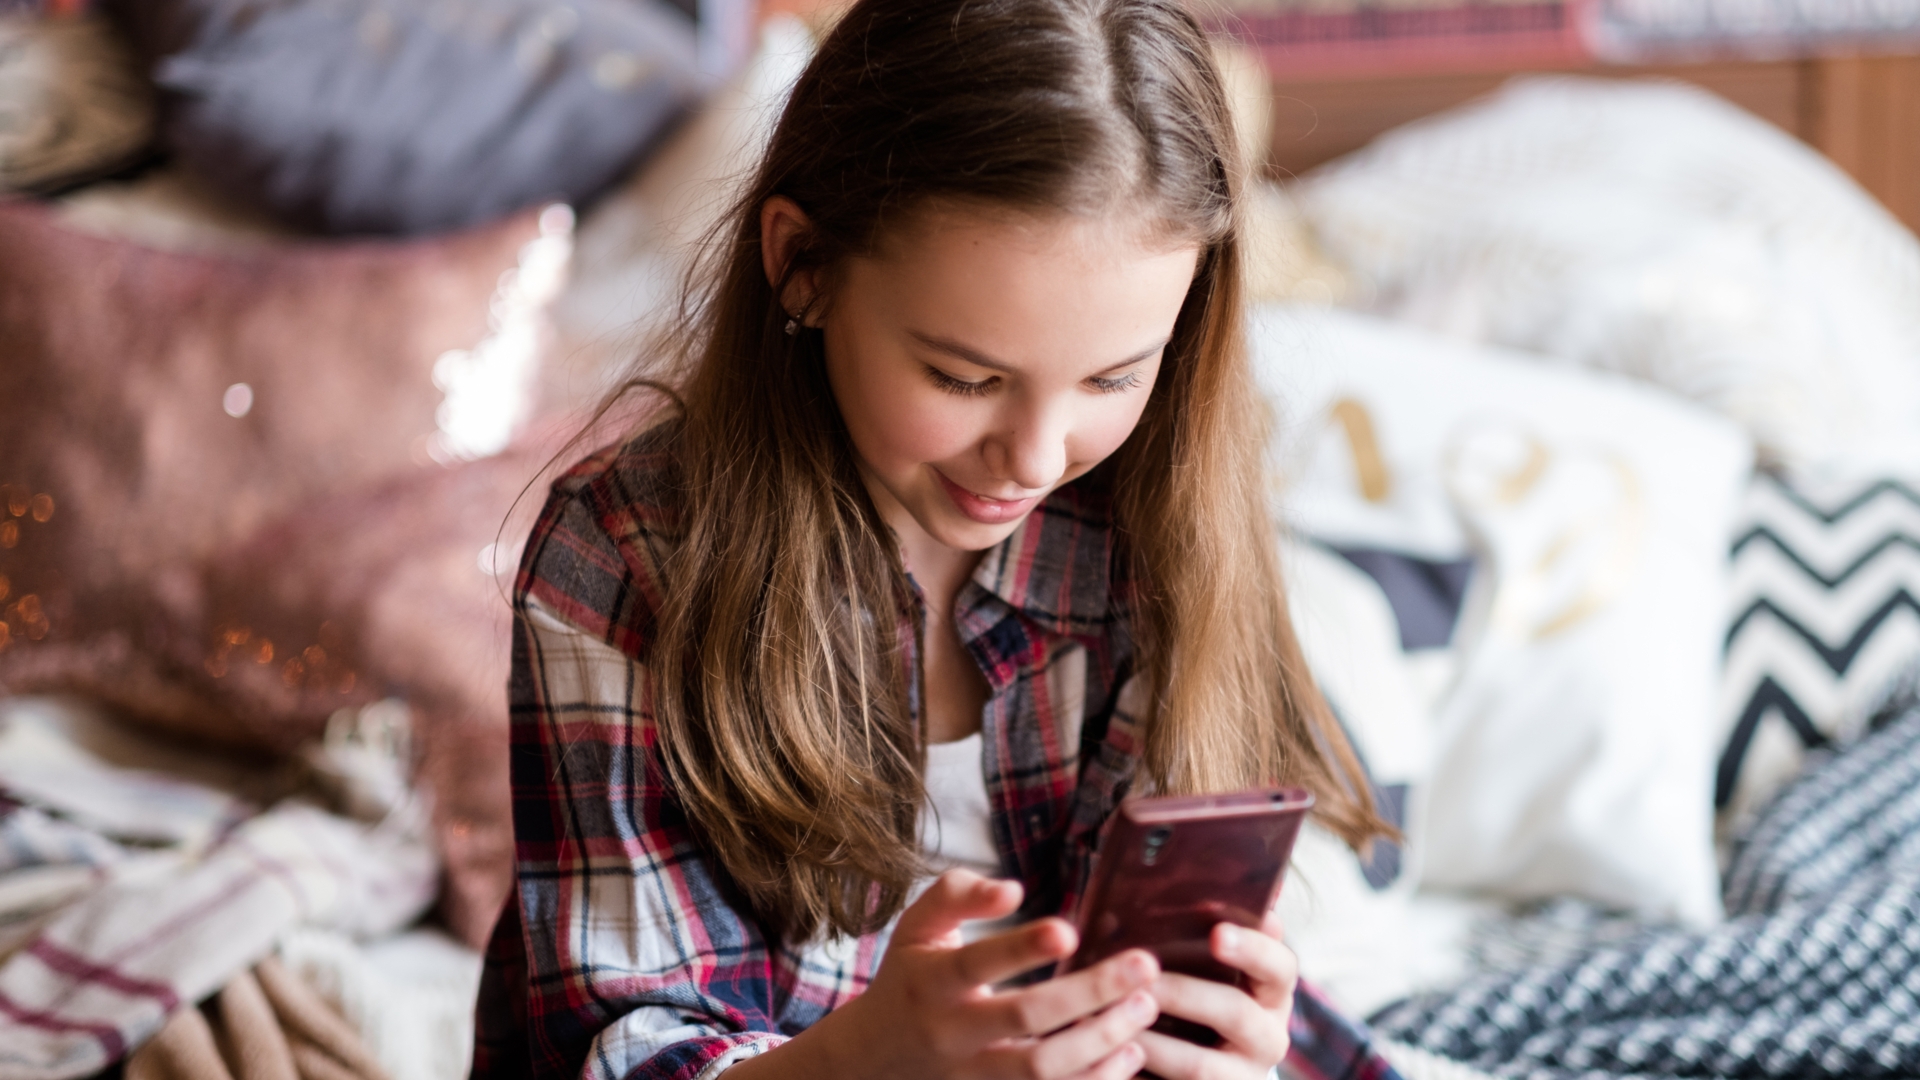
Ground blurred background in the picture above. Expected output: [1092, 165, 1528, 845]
[1, 1, 1918, 1078]
[1246, 1, 1920, 227]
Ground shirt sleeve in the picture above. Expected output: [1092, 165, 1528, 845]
[481, 593, 789, 1080]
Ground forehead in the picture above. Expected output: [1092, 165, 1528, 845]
[844, 205, 1201, 369]
[867, 199, 1203, 273]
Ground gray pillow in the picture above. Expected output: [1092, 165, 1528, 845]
[111, 0, 708, 235]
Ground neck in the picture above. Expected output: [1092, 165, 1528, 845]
[899, 530, 985, 616]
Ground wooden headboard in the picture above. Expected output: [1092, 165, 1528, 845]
[1261, 54, 1920, 232]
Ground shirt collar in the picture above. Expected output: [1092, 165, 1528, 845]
[964, 477, 1124, 637]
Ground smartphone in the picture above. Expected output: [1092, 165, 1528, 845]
[1058, 787, 1313, 1046]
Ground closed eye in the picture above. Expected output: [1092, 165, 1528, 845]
[1088, 371, 1144, 394]
[925, 366, 995, 397]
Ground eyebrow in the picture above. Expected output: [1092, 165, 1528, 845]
[909, 330, 1169, 376]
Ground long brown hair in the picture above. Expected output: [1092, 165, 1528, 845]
[631, 0, 1388, 943]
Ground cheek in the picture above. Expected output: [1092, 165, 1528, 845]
[1075, 408, 1144, 460]
[1067, 393, 1156, 466]
[868, 391, 979, 470]
[831, 349, 978, 473]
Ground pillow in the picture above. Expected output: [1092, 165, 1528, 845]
[1327, 546, 1475, 653]
[1278, 536, 1438, 1018]
[1296, 76, 1920, 473]
[0, 13, 155, 193]
[1257, 307, 1754, 927]
[1715, 471, 1920, 834]
[106, 0, 717, 235]
[0, 199, 565, 945]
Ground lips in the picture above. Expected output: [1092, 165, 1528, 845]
[933, 469, 1041, 525]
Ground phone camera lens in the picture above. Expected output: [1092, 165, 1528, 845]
[1142, 826, 1172, 865]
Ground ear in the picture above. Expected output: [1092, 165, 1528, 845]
[760, 196, 822, 326]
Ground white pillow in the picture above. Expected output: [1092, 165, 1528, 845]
[1258, 307, 1753, 928]
[1296, 76, 1920, 473]
[1278, 537, 1437, 1017]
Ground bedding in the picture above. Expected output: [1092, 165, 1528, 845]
[1328, 547, 1474, 652]
[1715, 471, 1920, 835]
[55, 164, 293, 252]
[1373, 679, 1920, 1080]
[1256, 307, 1753, 927]
[0, 13, 154, 193]
[0, 695, 436, 1080]
[125, 959, 392, 1080]
[106, 0, 714, 235]
[277, 928, 484, 1080]
[0, 199, 562, 946]
[1296, 76, 1920, 472]
[548, 15, 815, 408]
[1279, 537, 1439, 1018]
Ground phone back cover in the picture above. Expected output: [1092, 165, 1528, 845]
[1065, 790, 1311, 985]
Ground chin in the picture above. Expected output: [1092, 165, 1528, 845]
[924, 506, 1027, 553]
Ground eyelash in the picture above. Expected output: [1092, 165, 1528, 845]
[925, 367, 995, 397]
[923, 367, 1144, 397]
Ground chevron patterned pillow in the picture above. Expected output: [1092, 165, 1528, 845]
[1717, 473, 1920, 833]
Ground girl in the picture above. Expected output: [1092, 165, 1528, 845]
[473, 0, 1390, 1076]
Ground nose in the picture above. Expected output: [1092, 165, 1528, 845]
[982, 396, 1069, 493]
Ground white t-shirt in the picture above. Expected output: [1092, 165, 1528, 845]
[919, 732, 1000, 877]
[917, 732, 1021, 942]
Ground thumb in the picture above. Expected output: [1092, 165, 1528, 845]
[893, 869, 1022, 947]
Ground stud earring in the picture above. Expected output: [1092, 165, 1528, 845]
[783, 316, 800, 337]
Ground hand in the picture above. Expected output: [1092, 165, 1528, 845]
[744, 869, 1162, 1080]
[1137, 911, 1297, 1080]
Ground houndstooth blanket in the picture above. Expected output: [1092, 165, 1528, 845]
[1373, 680, 1920, 1079]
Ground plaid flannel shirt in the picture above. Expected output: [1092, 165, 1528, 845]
[471, 425, 1403, 1080]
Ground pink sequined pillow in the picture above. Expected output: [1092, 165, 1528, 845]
[0, 199, 561, 944]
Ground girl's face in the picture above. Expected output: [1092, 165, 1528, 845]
[771, 201, 1201, 556]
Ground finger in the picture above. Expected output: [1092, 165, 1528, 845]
[893, 870, 1023, 947]
[949, 917, 1078, 990]
[977, 990, 1155, 1078]
[976, 1037, 1147, 1080]
[1211, 923, 1298, 1010]
[968, 947, 1159, 1041]
[1150, 972, 1287, 1064]
[1033, 990, 1156, 1076]
[1072, 1039, 1148, 1080]
[1135, 1028, 1249, 1080]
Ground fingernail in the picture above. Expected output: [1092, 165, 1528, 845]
[1218, 925, 1240, 952]
[1127, 992, 1155, 1020]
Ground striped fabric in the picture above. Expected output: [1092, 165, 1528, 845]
[1716, 473, 1920, 829]
[0, 701, 437, 1080]
[472, 423, 1405, 1080]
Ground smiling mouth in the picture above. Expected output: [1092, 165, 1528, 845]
[932, 469, 1042, 525]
